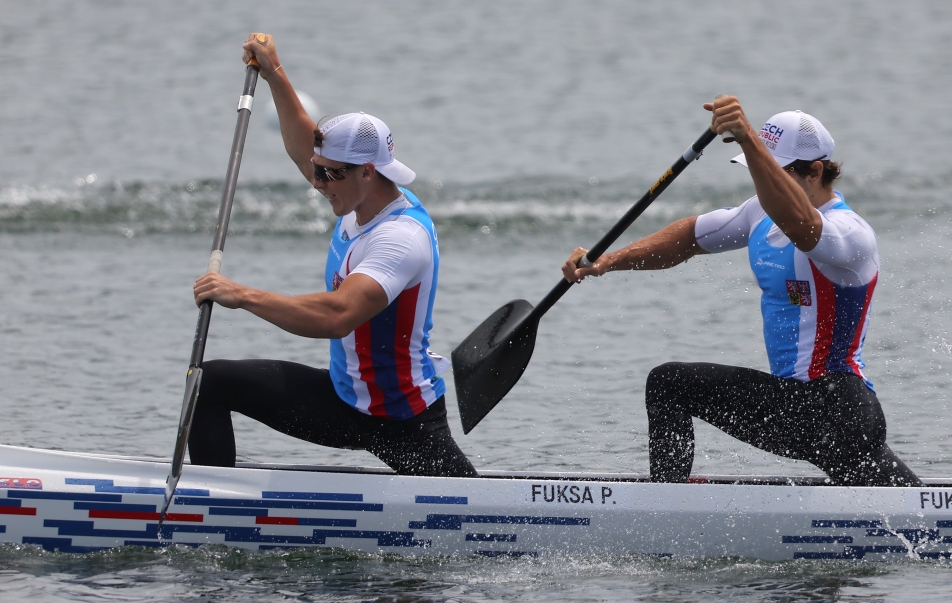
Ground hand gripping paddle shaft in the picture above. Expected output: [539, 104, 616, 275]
[158, 59, 260, 531]
[451, 126, 720, 434]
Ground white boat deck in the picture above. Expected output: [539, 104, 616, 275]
[2, 444, 952, 561]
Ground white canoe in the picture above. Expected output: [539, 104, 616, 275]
[2, 444, 952, 561]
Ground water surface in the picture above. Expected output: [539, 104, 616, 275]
[2, 1, 951, 601]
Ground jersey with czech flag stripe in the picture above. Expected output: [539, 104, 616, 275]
[324, 188, 449, 419]
[694, 192, 878, 389]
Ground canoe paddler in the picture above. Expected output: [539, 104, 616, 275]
[562, 96, 922, 487]
[188, 33, 477, 477]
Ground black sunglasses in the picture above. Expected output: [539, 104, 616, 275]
[313, 163, 358, 183]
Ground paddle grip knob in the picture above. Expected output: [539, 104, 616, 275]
[247, 33, 268, 68]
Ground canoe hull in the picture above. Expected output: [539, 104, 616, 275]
[2, 445, 952, 560]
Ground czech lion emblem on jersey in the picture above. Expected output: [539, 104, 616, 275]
[786, 279, 812, 306]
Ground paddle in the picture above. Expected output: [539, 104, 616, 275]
[158, 55, 261, 530]
[451, 125, 722, 434]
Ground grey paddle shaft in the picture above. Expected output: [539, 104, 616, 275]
[189, 68, 259, 367]
[160, 63, 259, 528]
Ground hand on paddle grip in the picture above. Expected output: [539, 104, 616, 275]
[563, 248, 601, 283]
[243, 33, 280, 75]
[714, 95, 735, 143]
[246, 34, 267, 68]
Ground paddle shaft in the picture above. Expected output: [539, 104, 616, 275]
[190, 66, 259, 366]
[159, 63, 259, 528]
[453, 126, 722, 434]
[530, 127, 718, 320]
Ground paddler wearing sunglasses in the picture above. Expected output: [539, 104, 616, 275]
[188, 33, 477, 478]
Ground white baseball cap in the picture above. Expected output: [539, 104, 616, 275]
[731, 110, 834, 168]
[314, 112, 416, 185]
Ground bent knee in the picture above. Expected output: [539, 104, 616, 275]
[197, 359, 229, 392]
[647, 362, 686, 388]
[645, 362, 689, 412]
[195, 359, 247, 408]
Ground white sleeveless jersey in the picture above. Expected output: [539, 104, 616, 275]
[324, 189, 448, 419]
[695, 193, 879, 389]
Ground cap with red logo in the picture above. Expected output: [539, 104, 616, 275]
[731, 110, 834, 168]
[314, 112, 416, 185]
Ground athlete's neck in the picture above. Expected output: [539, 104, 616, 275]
[800, 181, 835, 210]
[355, 195, 408, 233]
[355, 181, 402, 226]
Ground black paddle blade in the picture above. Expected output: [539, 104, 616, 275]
[452, 299, 538, 434]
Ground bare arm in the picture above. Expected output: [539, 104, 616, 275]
[242, 33, 317, 182]
[706, 96, 822, 251]
[562, 216, 705, 283]
[194, 272, 390, 339]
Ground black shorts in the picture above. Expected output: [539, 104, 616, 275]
[645, 362, 921, 486]
[187, 359, 477, 477]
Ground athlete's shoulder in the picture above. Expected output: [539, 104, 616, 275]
[743, 195, 769, 221]
[360, 217, 432, 263]
[353, 220, 423, 258]
[697, 195, 766, 228]
[694, 195, 768, 253]
[399, 187, 423, 205]
[701, 195, 763, 217]
[820, 192, 876, 235]
[369, 215, 427, 238]
[806, 192, 879, 274]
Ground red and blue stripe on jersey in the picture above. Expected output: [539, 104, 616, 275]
[325, 189, 445, 419]
[748, 200, 876, 389]
[353, 281, 429, 417]
[806, 262, 876, 382]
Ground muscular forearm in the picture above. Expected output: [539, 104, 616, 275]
[563, 216, 705, 283]
[237, 288, 358, 339]
[196, 272, 389, 339]
[733, 124, 822, 251]
[604, 216, 704, 272]
[264, 69, 317, 181]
